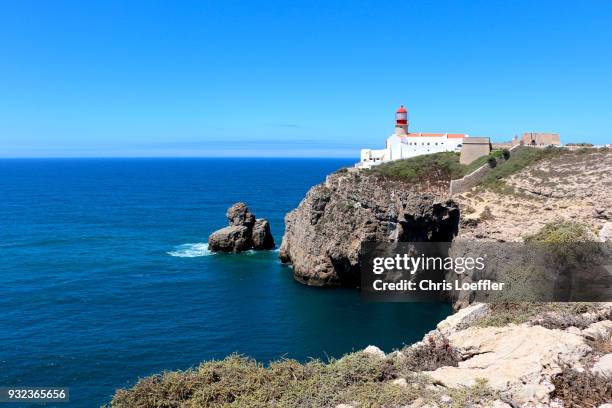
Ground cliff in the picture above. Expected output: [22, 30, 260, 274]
[279, 169, 460, 286]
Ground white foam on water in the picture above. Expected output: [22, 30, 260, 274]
[168, 243, 212, 258]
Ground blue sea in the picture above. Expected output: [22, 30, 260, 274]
[0, 158, 451, 407]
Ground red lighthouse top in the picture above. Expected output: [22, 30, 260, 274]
[396, 105, 408, 125]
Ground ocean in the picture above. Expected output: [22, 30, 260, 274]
[0, 158, 452, 407]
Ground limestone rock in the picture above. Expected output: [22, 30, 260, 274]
[582, 320, 612, 341]
[280, 171, 460, 286]
[591, 353, 612, 377]
[208, 203, 275, 253]
[424, 324, 590, 406]
[600, 222, 612, 242]
[208, 226, 251, 253]
[362, 345, 385, 358]
[436, 303, 489, 336]
[391, 378, 408, 388]
[226, 202, 255, 227]
[251, 219, 275, 250]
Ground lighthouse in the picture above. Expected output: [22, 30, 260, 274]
[357, 105, 474, 169]
[395, 105, 409, 136]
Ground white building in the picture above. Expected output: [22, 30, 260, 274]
[357, 105, 468, 169]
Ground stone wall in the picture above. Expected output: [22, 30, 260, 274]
[523, 132, 561, 146]
[460, 137, 491, 165]
[450, 145, 521, 195]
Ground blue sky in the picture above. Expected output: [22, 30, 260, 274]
[1, 0, 611, 157]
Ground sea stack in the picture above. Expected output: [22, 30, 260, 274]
[208, 202, 275, 253]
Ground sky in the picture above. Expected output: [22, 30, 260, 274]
[0, 0, 611, 158]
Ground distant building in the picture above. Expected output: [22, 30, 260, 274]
[522, 132, 561, 146]
[357, 105, 490, 168]
[460, 137, 492, 165]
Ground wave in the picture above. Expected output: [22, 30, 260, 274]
[167, 243, 212, 258]
[168, 243, 280, 258]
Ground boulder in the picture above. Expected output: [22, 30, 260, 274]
[252, 219, 275, 250]
[424, 324, 590, 406]
[591, 353, 612, 377]
[208, 203, 275, 253]
[362, 345, 385, 358]
[436, 303, 489, 335]
[600, 222, 612, 242]
[227, 202, 255, 227]
[208, 226, 251, 253]
[582, 320, 612, 341]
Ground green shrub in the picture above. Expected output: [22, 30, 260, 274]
[365, 152, 464, 183]
[108, 349, 502, 407]
[524, 221, 591, 244]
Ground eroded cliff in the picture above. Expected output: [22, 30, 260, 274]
[279, 169, 460, 286]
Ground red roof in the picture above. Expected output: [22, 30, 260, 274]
[396, 105, 407, 113]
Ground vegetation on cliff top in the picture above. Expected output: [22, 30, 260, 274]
[478, 146, 610, 193]
[108, 350, 497, 407]
[363, 146, 610, 190]
[523, 220, 592, 244]
[365, 150, 503, 184]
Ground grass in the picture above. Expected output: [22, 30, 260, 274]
[108, 350, 500, 408]
[365, 150, 504, 184]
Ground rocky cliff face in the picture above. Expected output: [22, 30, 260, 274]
[279, 169, 460, 286]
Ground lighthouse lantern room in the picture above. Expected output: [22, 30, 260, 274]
[395, 105, 409, 136]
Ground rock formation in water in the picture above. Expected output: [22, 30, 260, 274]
[279, 169, 460, 286]
[208, 202, 275, 253]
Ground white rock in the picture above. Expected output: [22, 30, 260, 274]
[598, 404, 612, 408]
[391, 378, 408, 388]
[335, 404, 354, 408]
[582, 320, 612, 341]
[599, 222, 612, 242]
[436, 303, 490, 336]
[490, 401, 512, 408]
[407, 399, 439, 408]
[362, 345, 385, 358]
[424, 325, 590, 406]
[592, 353, 612, 377]
[388, 350, 405, 361]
